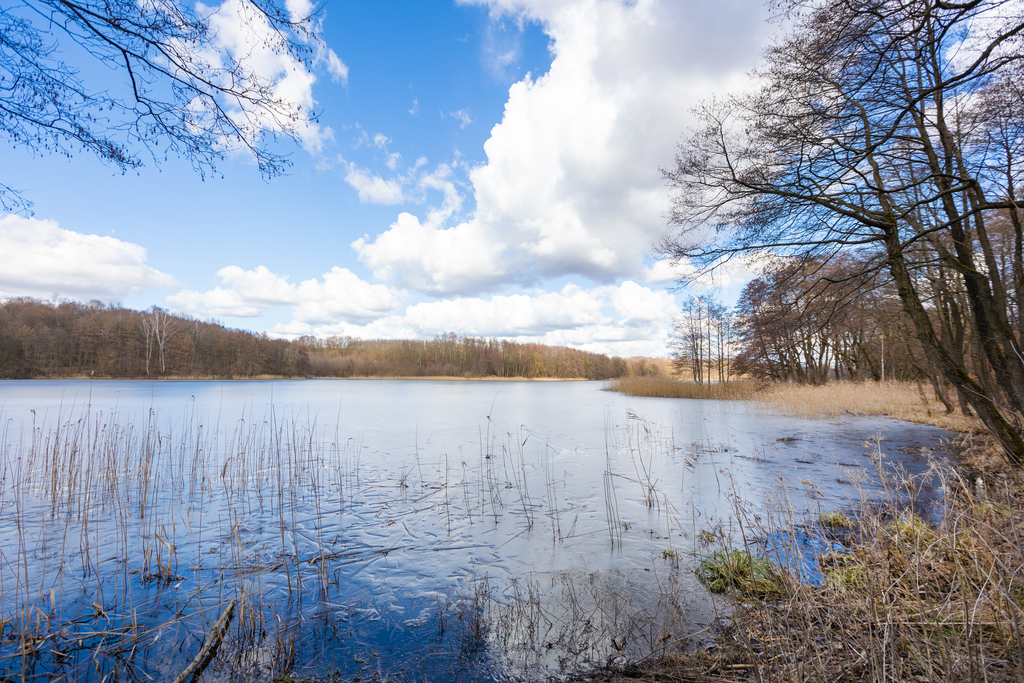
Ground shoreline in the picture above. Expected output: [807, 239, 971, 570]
[595, 391, 1021, 682]
[607, 376, 984, 434]
[0, 374, 597, 382]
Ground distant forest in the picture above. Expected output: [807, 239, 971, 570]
[0, 299, 655, 380]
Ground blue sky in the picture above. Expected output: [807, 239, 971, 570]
[0, 0, 771, 356]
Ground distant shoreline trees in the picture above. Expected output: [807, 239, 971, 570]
[0, 298, 645, 380]
[668, 261, 930, 389]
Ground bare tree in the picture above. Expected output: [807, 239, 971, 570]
[671, 296, 706, 383]
[142, 306, 176, 375]
[662, 0, 1024, 464]
[138, 313, 153, 376]
[670, 294, 734, 384]
[1, 0, 324, 210]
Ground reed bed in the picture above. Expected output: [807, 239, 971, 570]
[0, 389, 972, 682]
[605, 376, 759, 400]
[760, 380, 983, 433]
[0, 399, 710, 682]
[0, 405, 367, 681]
[600, 378, 1021, 682]
[478, 566, 716, 681]
[0, 405, 524, 680]
[608, 376, 983, 433]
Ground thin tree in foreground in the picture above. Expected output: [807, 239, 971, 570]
[661, 0, 1024, 464]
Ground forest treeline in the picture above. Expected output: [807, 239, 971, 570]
[673, 255, 930, 385]
[0, 298, 653, 380]
[671, 217, 1020, 416]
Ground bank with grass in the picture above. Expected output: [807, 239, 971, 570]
[606, 376, 983, 433]
[599, 377, 1024, 682]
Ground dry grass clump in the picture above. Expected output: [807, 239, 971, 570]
[818, 510, 855, 529]
[742, 475, 1024, 681]
[610, 449, 1024, 683]
[605, 376, 759, 400]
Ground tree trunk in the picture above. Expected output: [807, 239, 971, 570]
[887, 234, 1024, 464]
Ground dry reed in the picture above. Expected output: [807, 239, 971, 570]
[3, 381, 999, 682]
[759, 380, 983, 433]
[1, 401, 673, 682]
[608, 376, 984, 433]
[605, 376, 758, 400]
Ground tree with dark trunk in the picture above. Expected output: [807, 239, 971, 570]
[661, 0, 1024, 464]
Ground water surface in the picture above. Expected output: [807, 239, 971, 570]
[0, 379, 951, 681]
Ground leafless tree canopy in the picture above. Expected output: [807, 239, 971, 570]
[661, 0, 1024, 463]
[0, 0, 320, 209]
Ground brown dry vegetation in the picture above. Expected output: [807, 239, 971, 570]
[605, 376, 759, 400]
[601, 438, 1024, 682]
[599, 379, 1024, 682]
[607, 377, 983, 433]
[758, 380, 984, 434]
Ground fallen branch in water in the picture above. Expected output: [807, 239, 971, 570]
[172, 600, 235, 683]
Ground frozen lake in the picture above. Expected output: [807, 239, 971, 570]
[0, 379, 952, 681]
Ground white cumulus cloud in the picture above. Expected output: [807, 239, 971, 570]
[168, 265, 399, 323]
[284, 0, 314, 22]
[609, 280, 676, 323]
[344, 162, 407, 205]
[403, 284, 607, 336]
[642, 259, 692, 284]
[0, 215, 176, 300]
[352, 213, 507, 295]
[643, 252, 773, 293]
[292, 268, 402, 324]
[195, 0, 336, 154]
[355, 0, 769, 296]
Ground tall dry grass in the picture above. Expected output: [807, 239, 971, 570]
[608, 376, 983, 433]
[605, 376, 759, 400]
[759, 380, 982, 432]
[601, 377, 1024, 680]
[607, 437, 1024, 682]
[0, 400, 694, 681]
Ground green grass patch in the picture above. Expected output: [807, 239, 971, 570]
[819, 510, 854, 529]
[695, 549, 787, 598]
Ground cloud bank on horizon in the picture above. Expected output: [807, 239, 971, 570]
[1, 0, 769, 357]
[0, 216, 176, 300]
